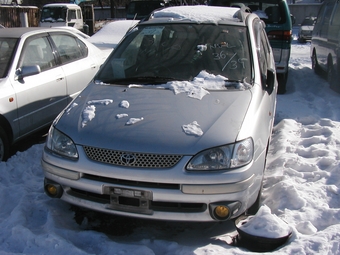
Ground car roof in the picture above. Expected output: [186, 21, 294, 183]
[146, 5, 250, 25]
[0, 27, 81, 38]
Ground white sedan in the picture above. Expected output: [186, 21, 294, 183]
[0, 27, 107, 161]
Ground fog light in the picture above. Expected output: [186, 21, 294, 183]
[214, 205, 230, 218]
[209, 201, 241, 221]
[44, 179, 63, 198]
[47, 184, 58, 195]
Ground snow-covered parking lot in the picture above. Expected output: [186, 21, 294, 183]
[1, 29, 340, 255]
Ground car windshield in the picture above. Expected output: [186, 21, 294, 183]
[41, 7, 67, 22]
[96, 23, 251, 88]
[0, 38, 17, 78]
[301, 19, 315, 26]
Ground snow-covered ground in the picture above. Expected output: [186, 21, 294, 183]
[1, 30, 340, 255]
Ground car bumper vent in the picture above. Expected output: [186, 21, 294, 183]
[69, 188, 207, 213]
[83, 146, 183, 168]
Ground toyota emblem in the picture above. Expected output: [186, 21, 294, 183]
[120, 153, 136, 165]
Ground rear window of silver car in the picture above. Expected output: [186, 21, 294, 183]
[96, 23, 252, 88]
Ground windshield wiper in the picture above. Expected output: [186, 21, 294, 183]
[100, 76, 181, 85]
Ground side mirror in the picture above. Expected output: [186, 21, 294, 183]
[16, 65, 41, 80]
[290, 14, 296, 25]
[266, 68, 275, 94]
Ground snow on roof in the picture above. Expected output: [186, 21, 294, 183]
[88, 20, 139, 50]
[152, 5, 241, 23]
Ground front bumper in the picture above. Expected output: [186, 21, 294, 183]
[41, 146, 264, 222]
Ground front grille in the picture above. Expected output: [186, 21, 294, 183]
[83, 146, 183, 168]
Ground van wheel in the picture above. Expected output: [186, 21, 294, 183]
[327, 61, 338, 91]
[312, 51, 322, 75]
[0, 126, 9, 161]
[277, 72, 288, 94]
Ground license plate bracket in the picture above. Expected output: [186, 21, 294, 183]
[106, 187, 153, 215]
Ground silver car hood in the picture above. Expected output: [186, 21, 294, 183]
[57, 83, 252, 155]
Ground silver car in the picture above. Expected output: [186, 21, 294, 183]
[0, 27, 107, 161]
[42, 6, 277, 222]
[298, 17, 316, 43]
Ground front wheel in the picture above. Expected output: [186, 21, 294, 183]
[312, 51, 322, 75]
[327, 60, 339, 92]
[0, 126, 9, 161]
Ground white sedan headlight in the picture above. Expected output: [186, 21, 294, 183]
[186, 138, 253, 171]
[46, 126, 78, 159]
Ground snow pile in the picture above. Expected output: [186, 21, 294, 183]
[81, 105, 96, 127]
[119, 100, 130, 108]
[182, 121, 204, 136]
[237, 205, 291, 239]
[126, 117, 144, 125]
[81, 99, 113, 127]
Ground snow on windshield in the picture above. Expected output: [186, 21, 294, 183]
[128, 71, 249, 100]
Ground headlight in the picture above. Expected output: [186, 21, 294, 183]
[46, 126, 78, 159]
[186, 138, 253, 171]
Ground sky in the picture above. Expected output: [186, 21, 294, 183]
[1, 27, 340, 254]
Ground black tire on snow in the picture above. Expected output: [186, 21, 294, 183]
[277, 72, 288, 94]
[0, 126, 9, 162]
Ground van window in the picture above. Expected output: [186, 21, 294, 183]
[332, 3, 340, 26]
[209, 0, 287, 24]
[41, 7, 67, 22]
[68, 10, 77, 21]
[77, 9, 82, 19]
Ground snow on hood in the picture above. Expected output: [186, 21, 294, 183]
[58, 72, 251, 154]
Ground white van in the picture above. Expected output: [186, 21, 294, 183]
[311, 0, 340, 91]
[39, 3, 84, 31]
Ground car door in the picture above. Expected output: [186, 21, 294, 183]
[316, 0, 335, 68]
[49, 33, 99, 99]
[12, 33, 67, 137]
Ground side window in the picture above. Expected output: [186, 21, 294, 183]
[77, 9, 82, 19]
[323, 3, 334, 26]
[76, 38, 89, 57]
[254, 20, 270, 86]
[331, 3, 340, 26]
[18, 36, 56, 72]
[51, 34, 87, 64]
[68, 10, 77, 21]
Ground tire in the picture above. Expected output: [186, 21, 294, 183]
[311, 51, 322, 76]
[327, 60, 339, 92]
[0, 126, 10, 161]
[277, 72, 288, 94]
